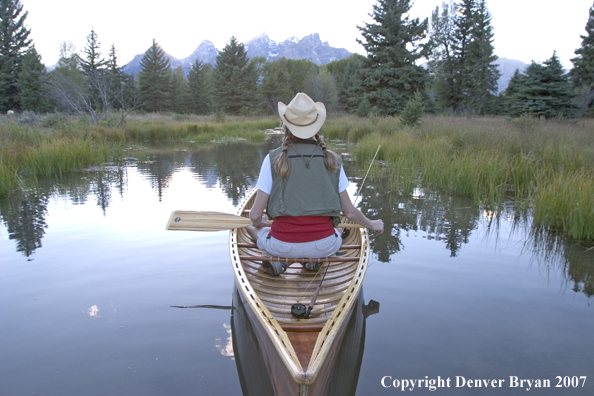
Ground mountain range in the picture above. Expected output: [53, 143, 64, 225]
[122, 33, 350, 77]
[122, 33, 528, 94]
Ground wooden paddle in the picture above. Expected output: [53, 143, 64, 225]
[166, 210, 364, 231]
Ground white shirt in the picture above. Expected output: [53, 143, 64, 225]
[255, 154, 349, 194]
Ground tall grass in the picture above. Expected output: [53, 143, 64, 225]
[0, 114, 278, 197]
[3, 111, 593, 240]
[332, 115, 594, 240]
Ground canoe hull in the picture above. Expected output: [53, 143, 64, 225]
[229, 188, 370, 394]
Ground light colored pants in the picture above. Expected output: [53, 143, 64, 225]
[256, 227, 342, 258]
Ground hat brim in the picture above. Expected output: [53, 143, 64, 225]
[278, 101, 327, 139]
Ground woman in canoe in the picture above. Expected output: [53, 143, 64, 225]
[246, 92, 384, 276]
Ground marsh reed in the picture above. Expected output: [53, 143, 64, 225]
[0, 114, 278, 197]
[324, 115, 594, 240]
[2, 111, 593, 240]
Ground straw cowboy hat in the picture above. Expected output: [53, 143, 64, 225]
[278, 93, 326, 139]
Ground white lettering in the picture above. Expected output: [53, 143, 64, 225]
[510, 376, 519, 387]
[381, 376, 391, 388]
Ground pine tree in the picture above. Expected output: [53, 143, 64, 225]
[213, 36, 258, 114]
[400, 91, 425, 126]
[464, 0, 500, 113]
[451, 0, 475, 110]
[502, 68, 526, 114]
[260, 59, 292, 113]
[187, 60, 213, 114]
[170, 66, 189, 113]
[428, 0, 499, 114]
[137, 39, 172, 112]
[356, 0, 429, 115]
[428, 2, 458, 111]
[506, 52, 575, 119]
[80, 29, 109, 115]
[0, 0, 32, 111]
[336, 54, 366, 112]
[16, 45, 50, 111]
[570, 2, 594, 112]
[80, 29, 107, 78]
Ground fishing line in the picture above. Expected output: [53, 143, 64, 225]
[353, 145, 381, 207]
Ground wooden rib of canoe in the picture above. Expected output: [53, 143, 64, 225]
[229, 188, 370, 396]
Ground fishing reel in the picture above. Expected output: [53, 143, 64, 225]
[291, 303, 311, 318]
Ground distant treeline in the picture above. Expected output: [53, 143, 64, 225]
[2, 0, 594, 121]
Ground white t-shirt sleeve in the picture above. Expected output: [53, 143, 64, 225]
[255, 154, 273, 194]
[255, 154, 349, 194]
[339, 166, 349, 193]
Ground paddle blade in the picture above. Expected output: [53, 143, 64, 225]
[166, 210, 251, 231]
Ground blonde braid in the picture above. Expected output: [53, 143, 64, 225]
[274, 124, 292, 178]
[315, 133, 340, 173]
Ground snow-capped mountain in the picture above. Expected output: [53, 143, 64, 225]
[122, 33, 352, 76]
[121, 33, 529, 93]
[244, 33, 351, 65]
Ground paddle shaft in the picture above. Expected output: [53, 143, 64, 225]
[167, 210, 364, 232]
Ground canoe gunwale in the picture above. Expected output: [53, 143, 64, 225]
[229, 188, 370, 387]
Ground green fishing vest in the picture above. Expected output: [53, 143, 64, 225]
[267, 142, 343, 225]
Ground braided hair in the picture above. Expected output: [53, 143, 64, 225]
[273, 124, 340, 179]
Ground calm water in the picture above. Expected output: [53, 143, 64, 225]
[1, 138, 593, 396]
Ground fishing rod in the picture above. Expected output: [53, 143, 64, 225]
[353, 145, 381, 207]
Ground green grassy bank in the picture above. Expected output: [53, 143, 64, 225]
[2, 112, 593, 241]
[324, 115, 594, 240]
[0, 113, 278, 197]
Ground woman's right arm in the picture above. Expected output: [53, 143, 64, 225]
[249, 190, 270, 228]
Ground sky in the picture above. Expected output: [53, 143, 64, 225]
[21, 0, 594, 70]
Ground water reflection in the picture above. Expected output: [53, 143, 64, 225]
[357, 182, 479, 260]
[0, 139, 593, 300]
[0, 191, 48, 258]
[231, 285, 378, 396]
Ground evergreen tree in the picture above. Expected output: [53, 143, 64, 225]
[170, 65, 189, 113]
[0, 0, 32, 111]
[502, 68, 526, 114]
[80, 29, 109, 116]
[506, 52, 575, 119]
[356, 0, 429, 115]
[106, 44, 122, 109]
[261, 59, 293, 113]
[187, 60, 213, 114]
[16, 45, 50, 111]
[400, 91, 425, 126]
[137, 39, 172, 112]
[213, 36, 258, 114]
[80, 29, 107, 78]
[428, 2, 458, 111]
[337, 54, 366, 112]
[464, 0, 500, 113]
[451, 0, 474, 110]
[570, 2, 594, 112]
[428, 0, 499, 114]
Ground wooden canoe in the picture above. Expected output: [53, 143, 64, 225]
[229, 188, 370, 395]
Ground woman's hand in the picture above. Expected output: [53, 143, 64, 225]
[252, 215, 269, 228]
[369, 219, 384, 234]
